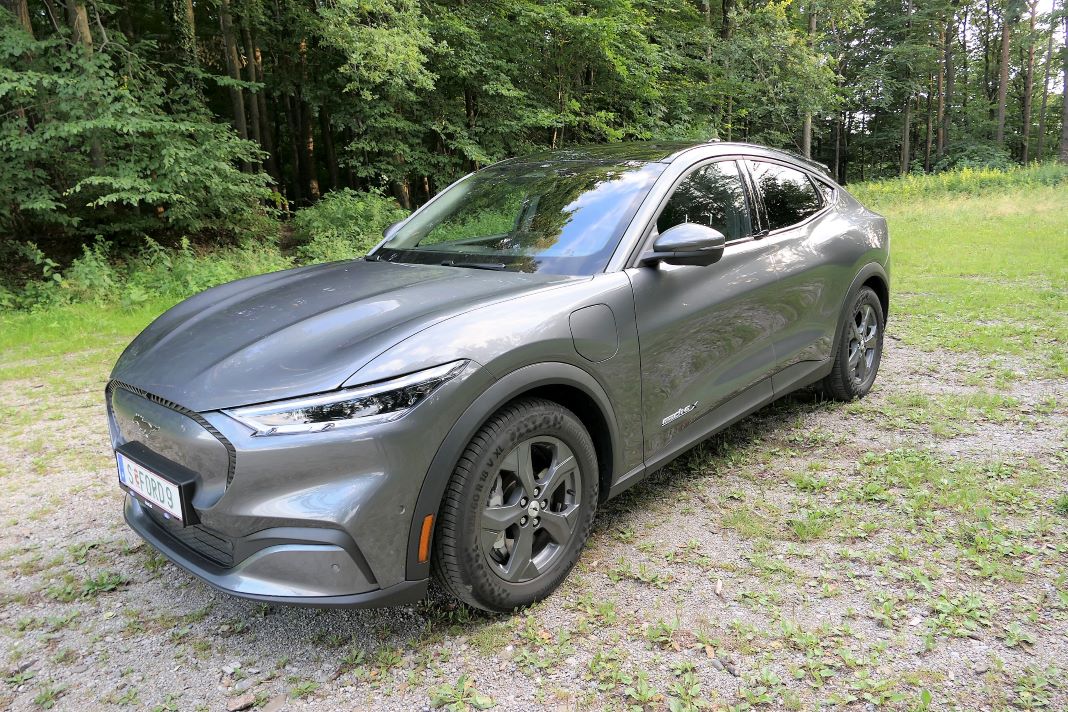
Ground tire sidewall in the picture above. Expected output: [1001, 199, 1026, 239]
[449, 402, 598, 611]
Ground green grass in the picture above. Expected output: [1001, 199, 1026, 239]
[862, 174, 1068, 376]
[0, 299, 172, 378]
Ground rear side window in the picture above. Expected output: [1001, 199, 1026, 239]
[747, 161, 822, 231]
[657, 160, 752, 241]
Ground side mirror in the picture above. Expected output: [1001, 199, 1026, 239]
[641, 223, 726, 267]
[383, 220, 404, 240]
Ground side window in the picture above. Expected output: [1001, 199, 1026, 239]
[747, 161, 822, 231]
[656, 160, 752, 242]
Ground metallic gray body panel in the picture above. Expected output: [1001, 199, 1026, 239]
[569, 304, 619, 362]
[108, 140, 889, 606]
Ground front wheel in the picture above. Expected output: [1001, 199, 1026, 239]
[822, 286, 884, 401]
[431, 398, 598, 612]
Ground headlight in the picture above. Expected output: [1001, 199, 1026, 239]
[224, 361, 469, 436]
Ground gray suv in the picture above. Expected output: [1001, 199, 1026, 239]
[107, 141, 889, 612]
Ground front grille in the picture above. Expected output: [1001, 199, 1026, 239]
[107, 380, 238, 485]
[145, 507, 235, 567]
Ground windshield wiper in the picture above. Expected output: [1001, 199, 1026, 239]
[440, 260, 509, 271]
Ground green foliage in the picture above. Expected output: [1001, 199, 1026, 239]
[3, 238, 291, 311]
[932, 143, 1016, 172]
[0, 22, 274, 241]
[292, 189, 408, 262]
[429, 674, 495, 711]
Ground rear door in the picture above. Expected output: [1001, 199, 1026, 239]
[626, 158, 785, 459]
[744, 160, 845, 379]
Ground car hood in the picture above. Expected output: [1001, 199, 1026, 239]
[111, 260, 579, 411]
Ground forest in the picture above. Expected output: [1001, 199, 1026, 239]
[1, 0, 1066, 277]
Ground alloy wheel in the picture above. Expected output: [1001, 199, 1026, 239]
[481, 436, 582, 583]
[847, 303, 879, 385]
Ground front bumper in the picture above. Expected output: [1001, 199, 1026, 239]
[108, 361, 493, 606]
[125, 497, 427, 607]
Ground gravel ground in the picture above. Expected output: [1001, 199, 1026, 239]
[1, 328, 1066, 712]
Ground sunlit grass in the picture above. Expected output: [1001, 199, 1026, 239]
[873, 183, 1068, 375]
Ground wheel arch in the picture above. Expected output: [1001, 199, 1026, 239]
[831, 262, 890, 358]
[404, 362, 622, 581]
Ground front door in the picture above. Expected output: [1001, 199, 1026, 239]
[626, 159, 786, 459]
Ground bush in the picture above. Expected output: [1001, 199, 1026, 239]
[2, 237, 292, 311]
[292, 189, 408, 263]
[932, 143, 1014, 173]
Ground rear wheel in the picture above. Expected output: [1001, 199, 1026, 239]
[432, 398, 598, 612]
[822, 286, 884, 401]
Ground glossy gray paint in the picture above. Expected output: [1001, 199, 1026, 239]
[108, 140, 889, 606]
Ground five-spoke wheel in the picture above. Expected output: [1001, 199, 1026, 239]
[432, 398, 598, 611]
[481, 437, 582, 583]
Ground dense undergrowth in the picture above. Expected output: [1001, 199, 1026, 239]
[0, 189, 404, 312]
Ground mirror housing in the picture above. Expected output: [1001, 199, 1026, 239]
[641, 223, 726, 267]
[383, 220, 404, 240]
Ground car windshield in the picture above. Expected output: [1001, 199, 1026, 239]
[374, 160, 666, 275]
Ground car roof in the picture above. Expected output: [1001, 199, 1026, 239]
[498, 140, 832, 178]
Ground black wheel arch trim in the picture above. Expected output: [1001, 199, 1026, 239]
[405, 361, 622, 581]
[831, 262, 890, 358]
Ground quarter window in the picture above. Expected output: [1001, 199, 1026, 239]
[656, 160, 752, 242]
[747, 161, 822, 231]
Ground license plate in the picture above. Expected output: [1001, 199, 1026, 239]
[116, 452, 183, 522]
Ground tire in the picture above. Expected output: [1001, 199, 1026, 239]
[822, 286, 885, 401]
[431, 398, 598, 612]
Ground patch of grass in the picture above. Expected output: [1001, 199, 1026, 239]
[466, 621, 513, 657]
[786, 507, 838, 542]
[865, 180, 1068, 375]
[1054, 494, 1068, 517]
[46, 571, 127, 602]
[429, 674, 494, 710]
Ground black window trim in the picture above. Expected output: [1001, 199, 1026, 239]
[744, 157, 834, 236]
[630, 156, 759, 266]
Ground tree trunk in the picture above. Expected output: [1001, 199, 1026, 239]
[941, 16, 955, 157]
[995, 8, 1012, 146]
[250, 34, 279, 183]
[320, 108, 340, 191]
[66, 0, 105, 168]
[299, 100, 320, 201]
[900, 95, 912, 175]
[171, 0, 197, 71]
[219, 0, 250, 172]
[924, 85, 934, 172]
[1036, 20, 1055, 159]
[283, 94, 304, 203]
[10, 0, 33, 36]
[802, 8, 816, 158]
[1060, 3, 1068, 163]
[240, 23, 262, 161]
[66, 0, 92, 50]
[1020, 1, 1037, 163]
[721, 0, 731, 39]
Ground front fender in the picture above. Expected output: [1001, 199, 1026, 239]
[403, 361, 621, 582]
